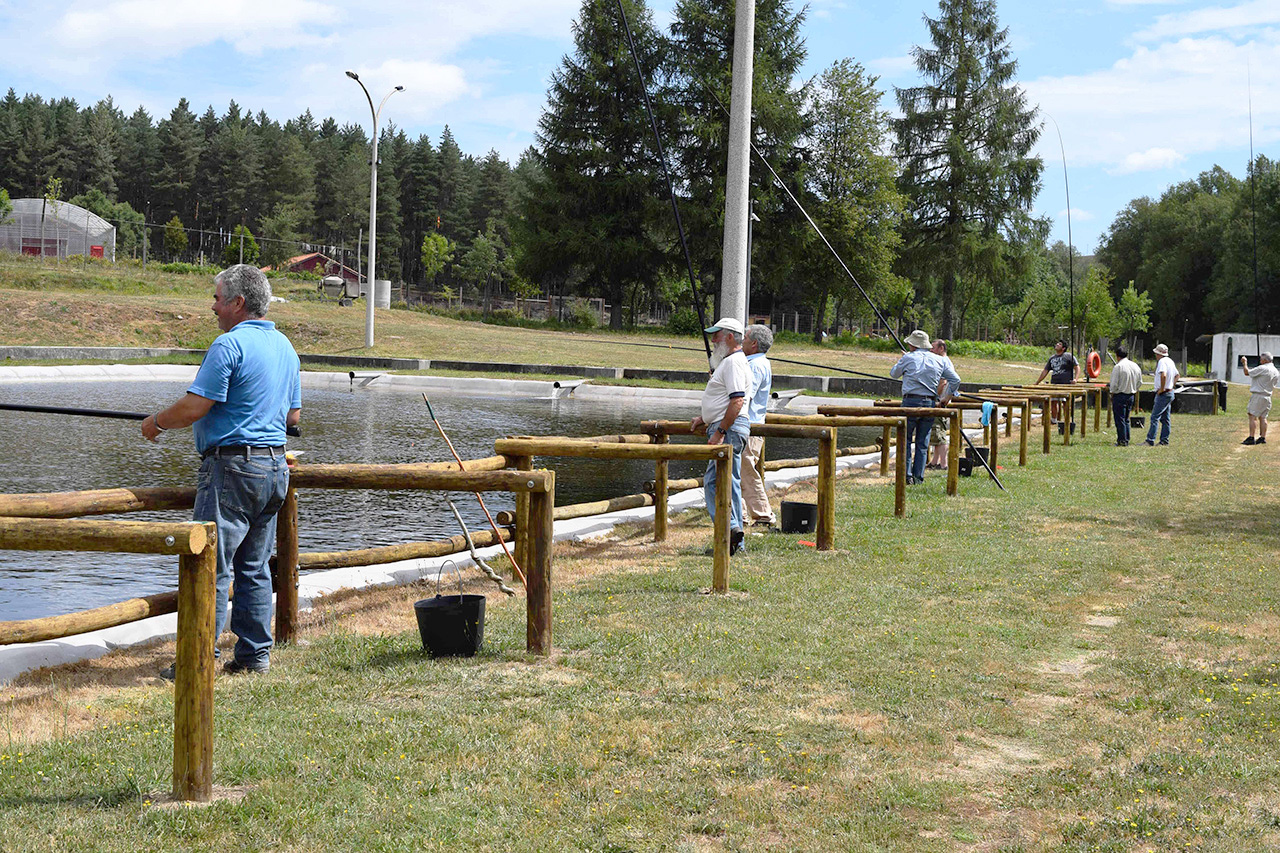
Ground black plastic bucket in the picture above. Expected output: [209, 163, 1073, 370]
[414, 562, 485, 657]
[958, 458, 974, 477]
[781, 501, 818, 534]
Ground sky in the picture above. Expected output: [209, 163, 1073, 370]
[1, 0, 1277, 254]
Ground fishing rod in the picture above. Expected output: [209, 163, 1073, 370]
[614, 0, 713, 369]
[0, 402, 302, 436]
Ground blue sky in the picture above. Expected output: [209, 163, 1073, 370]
[1, 0, 1277, 253]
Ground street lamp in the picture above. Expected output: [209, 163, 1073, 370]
[346, 70, 404, 348]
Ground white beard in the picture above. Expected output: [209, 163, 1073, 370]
[710, 339, 731, 370]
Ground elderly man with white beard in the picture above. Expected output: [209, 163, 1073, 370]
[691, 317, 751, 556]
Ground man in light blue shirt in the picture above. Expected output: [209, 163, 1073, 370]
[890, 330, 961, 484]
[741, 324, 776, 526]
[143, 264, 301, 675]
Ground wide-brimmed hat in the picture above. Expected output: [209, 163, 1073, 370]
[705, 317, 744, 336]
[904, 329, 931, 350]
[1153, 343, 1169, 356]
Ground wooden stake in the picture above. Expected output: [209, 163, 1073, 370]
[514, 455, 532, 577]
[653, 433, 669, 542]
[1042, 399, 1052, 454]
[173, 531, 216, 802]
[526, 475, 555, 655]
[895, 424, 906, 517]
[947, 413, 960, 496]
[880, 425, 891, 477]
[817, 428, 836, 551]
[713, 453, 731, 592]
[274, 486, 299, 645]
[1019, 400, 1030, 466]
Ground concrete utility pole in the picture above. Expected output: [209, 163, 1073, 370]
[719, 0, 756, 324]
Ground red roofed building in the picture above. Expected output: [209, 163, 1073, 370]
[261, 252, 359, 283]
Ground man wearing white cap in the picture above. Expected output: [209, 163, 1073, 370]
[890, 329, 961, 484]
[1239, 352, 1280, 445]
[691, 317, 751, 555]
[1144, 343, 1179, 446]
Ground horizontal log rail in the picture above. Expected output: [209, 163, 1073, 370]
[0, 590, 177, 646]
[0, 487, 196, 519]
[494, 493, 655, 526]
[765, 413, 909, 516]
[494, 438, 729, 462]
[290, 464, 553, 493]
[0, 517, 211, 555]
[296, 528, 512, 571]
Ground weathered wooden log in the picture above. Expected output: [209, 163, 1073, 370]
[496, 493, 654, 526]
[274, 486, 299, 644]
[290, 464, 553, 493]
[767, 413, 907, 428]
[0, 590, 178, 645]
[640, 420, 848, 441]
[817, 432, 836, 551]
[0, 517, 209, 555]
[653, 433, 669, 542]
[494, 438, 727, 462]
[525, 433, 653, 444]
[297, 528, 512, 571]
[0, 487, 196, 518]
[713, 456, 730, 593]
[173, 539, 217, 802]
[527, 473, 555, 655]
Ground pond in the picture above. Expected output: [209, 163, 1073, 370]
[0, 379, 870, 621]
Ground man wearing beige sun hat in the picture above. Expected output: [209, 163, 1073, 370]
[889, 329, 961, 485]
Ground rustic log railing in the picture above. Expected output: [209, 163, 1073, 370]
[0, 517, 217, 802]
[494, 437, 735, 592]
[639, 421, 840, 550]
[821, 405, 962, 496]
[765, 414, 910, 517]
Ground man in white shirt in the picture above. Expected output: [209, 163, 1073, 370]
[1108, 345, 1143, 446]
[1240, 352, 1280, 445]
[1144, 343, 1180, 446]
[691, 317, 752, 555]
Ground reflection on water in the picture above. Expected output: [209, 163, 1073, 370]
[0, 379, 874, 621]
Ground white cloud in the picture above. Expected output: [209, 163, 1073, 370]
[1112, 147, 1187, 173]
[1134, 0, 1280, 40]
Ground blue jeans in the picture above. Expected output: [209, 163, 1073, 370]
[1146, 392, 1173, 444]
[903, 395, 936, 482]
[194, 451, 290, 668]
[703, 426, 748, 532]
[1112, 392, 1134, 443]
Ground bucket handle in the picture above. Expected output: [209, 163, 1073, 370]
[434, 559, 465, 599]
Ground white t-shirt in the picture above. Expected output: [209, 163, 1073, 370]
[1154, 356, 1179, 393]
[701, 351, 752, 427]
[1248, 362, 1280, 397]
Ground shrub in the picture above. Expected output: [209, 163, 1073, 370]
[565, 300, 599, 329]
[667, 307, 703, 337]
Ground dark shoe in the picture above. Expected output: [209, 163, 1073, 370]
[1159, 441, 1169, 446]
[223, 659, 269, 675]
[1243, 436, 1256, 445]
[1143, 440, 1155, 446]
[751, 518, 777, 529]
[1258, 437, 1267, 445]
[729, 529, 745, 556]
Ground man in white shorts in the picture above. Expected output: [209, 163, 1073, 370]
[1240, 352, 1280, 445]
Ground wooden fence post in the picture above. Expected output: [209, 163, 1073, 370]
[173, 529, 217, 802]
[989, 411, 1000, 472]
[880, 426, 891, 477]
[274, 486, 298, 644]
[895, 424, 906, 517]
[653, 434, 669, 542]
[514, 455, 533, 578]
[816, 428, 836, 551]
[1042, 399, 1052, 454]
[1019, 400, 1030, 466]
[713, 450, 731, 592]
[946, 413, 960, 497]
[1005, 403, 1014, 437]
[1079, 388, 1088, 438]
[1094, 387, 1102, 432]
[1064, 393, 1073, 446]
[526, 473, 554, 655]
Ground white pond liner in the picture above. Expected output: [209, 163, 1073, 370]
[0, 364, 996, 683]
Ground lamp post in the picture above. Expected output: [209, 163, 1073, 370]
[346, 70, 404, 348]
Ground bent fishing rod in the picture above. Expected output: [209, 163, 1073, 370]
[0, 402, 302, 436]
[614, 0, 712, 369]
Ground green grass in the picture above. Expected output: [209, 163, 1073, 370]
[3, 400, 1278, 850]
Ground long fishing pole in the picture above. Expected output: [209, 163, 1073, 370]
[0, 402, 302, 436]
[422, 394, 527, 587]
[613, 0, 713, 368]
[1249, 64, 1261, 358]
[700, 89, 908, 353]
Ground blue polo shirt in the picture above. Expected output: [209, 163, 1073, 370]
[890, 349, 961, 399]
[745, 352, 772, 424]
[189, 319, 302, 454]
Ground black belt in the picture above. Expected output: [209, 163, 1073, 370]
[201, 445, 286, 460]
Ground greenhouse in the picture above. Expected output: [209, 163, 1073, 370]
[0, 198, 116, 260]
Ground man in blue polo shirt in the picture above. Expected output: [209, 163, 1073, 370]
[890, 330, 960, 485]
[143, 264, 301, 675]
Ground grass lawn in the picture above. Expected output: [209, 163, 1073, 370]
[3, 396, 1278, 851]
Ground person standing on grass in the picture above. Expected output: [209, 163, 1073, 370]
[691, 317, 751, 556]
[142, 264, 301, 676]
[890, 330, 961, 485]
[1240, 352, 1280, 445]
[740, 324, 777, 528]
[1144, 343, 1179, 446]
[1034, 339, 1079, 424]
[1109, 345, 1142, 446]
[927, 339, 956, 469]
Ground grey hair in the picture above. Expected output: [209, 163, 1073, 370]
[744, 324, 774, 352]
[216, 264, 272, 318]
[1263, 352, 1274, 363]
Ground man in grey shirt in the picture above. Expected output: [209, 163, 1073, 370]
[1108, 345, 1142, 446]
[890, 330, 961, 484]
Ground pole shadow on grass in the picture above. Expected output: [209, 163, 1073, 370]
[0, 784, 139, 810]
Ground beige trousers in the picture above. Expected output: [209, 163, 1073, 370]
[740, 434, 775, 523]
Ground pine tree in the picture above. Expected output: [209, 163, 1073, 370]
[894, 0, 1043, 339]
[155, 99, 202, 222]
[117, 106, 158, 213]
[523, 0, 672, 329]
[435, 127, 474, 247]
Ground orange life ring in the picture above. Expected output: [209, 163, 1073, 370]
[1086, 350, 1102, 379]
